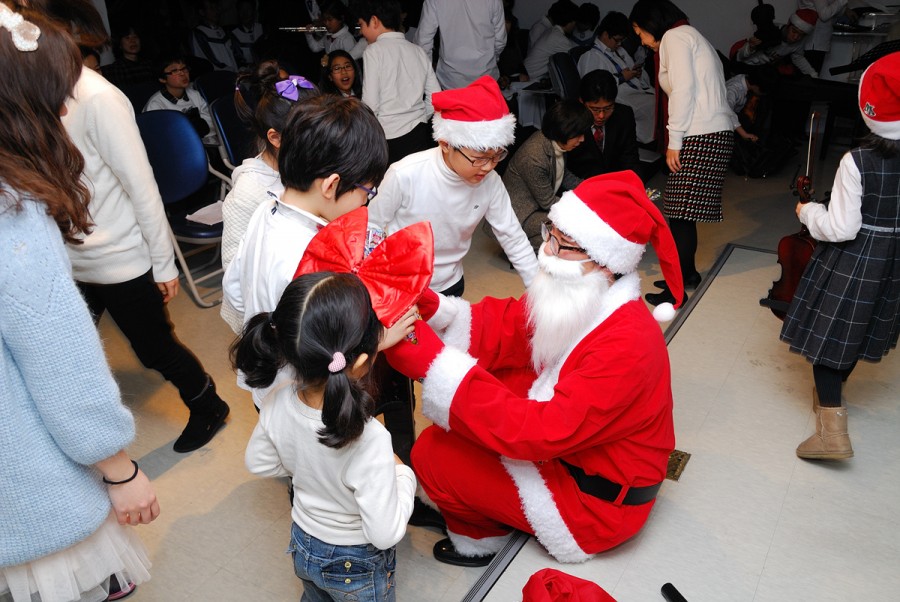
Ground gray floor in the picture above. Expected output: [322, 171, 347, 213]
[111, 121, 900, 601]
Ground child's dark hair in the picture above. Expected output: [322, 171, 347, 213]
[320, 50, 362, 97]
[542, 99, 593, 144]
[323, 1, 347, 23]
[235, 61, 318, 157]
[548, 0, 578, 27]
[862, 133, 900, 159]
[575, 2, 600, 31]
[278, 95, 388, 197]
[155, 53, 188, 79]
[579, 69, 618, 104]
[629, 0, 689, 42]
[598, 11, 629, 38]
[350, 0, 402, 31]
[231, 272, 383, 448]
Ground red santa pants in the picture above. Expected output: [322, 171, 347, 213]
[411, 425, 532, 541]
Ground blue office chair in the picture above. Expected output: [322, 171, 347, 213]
[135, 110, 224, 308]
[210, 95, 256, 171]
[119, 80, 162, 113]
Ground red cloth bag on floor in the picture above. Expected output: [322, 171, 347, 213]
[522, 568, 616, 601]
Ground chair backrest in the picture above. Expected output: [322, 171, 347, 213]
[194, 69, 238, 103]
[120, 81, 162, 113]
[210, 96, 257, 167]
[135, 111, 209, 204]
[548, 52, 581, 101]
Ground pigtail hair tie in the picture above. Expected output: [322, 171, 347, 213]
[327, 351, 346, 373]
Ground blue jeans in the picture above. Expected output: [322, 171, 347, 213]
[288, 522, 396, 602]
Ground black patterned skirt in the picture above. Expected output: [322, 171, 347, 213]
[663, 130, 734, 222]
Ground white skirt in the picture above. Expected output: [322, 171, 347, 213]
[0, 512, 151, 602]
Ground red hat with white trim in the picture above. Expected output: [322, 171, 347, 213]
[789, 9, 817, 34]
[858, 52, 900, 141]
[431, 75, 517, 151]
[548, 170, 684, 321]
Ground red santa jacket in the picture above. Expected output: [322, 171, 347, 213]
[421, 273, 675, 561]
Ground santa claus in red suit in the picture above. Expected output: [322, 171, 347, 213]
[387, 170, 684, 566]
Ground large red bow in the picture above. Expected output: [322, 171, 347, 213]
[294, 207, 434, 328]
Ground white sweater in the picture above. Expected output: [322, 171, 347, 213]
[246, 384, 416, 549]
[367, 147, 539, 292]
[658, 25, 733, 150]
[62, 67, 177, 285]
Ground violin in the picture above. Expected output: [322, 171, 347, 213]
[759, 112, 820, 320]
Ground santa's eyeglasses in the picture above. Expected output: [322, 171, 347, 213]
[541, 221, 587, 256]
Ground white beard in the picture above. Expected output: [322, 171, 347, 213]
[527, 246, 609, 373]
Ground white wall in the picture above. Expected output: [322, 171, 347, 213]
[514, 0, 801, 55]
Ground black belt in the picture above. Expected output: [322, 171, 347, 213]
[561, 460, 661, 506]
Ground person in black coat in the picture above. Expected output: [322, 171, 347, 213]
[566, 69, 641, 180]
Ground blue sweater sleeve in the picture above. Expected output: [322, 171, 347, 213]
[0, 198, 135, 465]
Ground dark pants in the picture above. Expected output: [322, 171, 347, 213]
[439, 277, 465, 298]
[372, 355, 416, 466]
[78, 270, 209, 405]
[386, 121, 434, 165]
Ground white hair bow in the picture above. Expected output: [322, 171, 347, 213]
[0, 4, 41, 52]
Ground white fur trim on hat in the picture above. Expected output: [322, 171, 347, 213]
[501, 458, 593, 563]
[549, 191, 645, 274]
[789, 9, 816, 34]
[432, 112, 517, 151]
[421, 346, 477, 430]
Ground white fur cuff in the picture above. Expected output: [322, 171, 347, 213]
[421, 346, 477, 430]
[447, 531, 511, 557]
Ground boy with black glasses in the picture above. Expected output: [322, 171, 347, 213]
[368, 76, 538, 297]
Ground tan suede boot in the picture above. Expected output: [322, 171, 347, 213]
[796, 406, 854, 460]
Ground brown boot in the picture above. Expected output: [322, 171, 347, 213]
[796, 406, 854, 460]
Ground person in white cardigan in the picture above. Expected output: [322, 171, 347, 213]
[631, 0, 734, 306]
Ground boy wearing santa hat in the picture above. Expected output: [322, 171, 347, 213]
[734, 8, 819, 77]
[781, 53, 900, 461]
[367, 75, 539, 297]
[387, 170, 681, 565]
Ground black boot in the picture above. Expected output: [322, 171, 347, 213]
[173, 375, 230, 453]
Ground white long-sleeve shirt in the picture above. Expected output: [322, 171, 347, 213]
[367, 147, 539, 292]
[524, 25, 575, 81]
[799, 152, 862, 242]
[306, 25, 357, 54]
[143, 86, 219, 146]
[414, 0, 506, 90]
[246, 383, 416, 549]
[734, 28, 819, 77]
[361, 32, 439, 140]
[62, 67, 178, 285]
[725, 74, 749, 130]
[658, 25, 733, 150]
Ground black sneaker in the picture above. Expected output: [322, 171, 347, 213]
[173, 399, 230, 453]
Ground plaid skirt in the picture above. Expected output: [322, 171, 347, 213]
[780, 228, 900, 368]
[664, 130, 734, 222]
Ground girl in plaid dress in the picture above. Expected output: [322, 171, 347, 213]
[780, 54, 900, 461]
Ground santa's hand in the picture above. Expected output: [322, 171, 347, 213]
[384, 320, 444, 381]
[417, 288, 441, 321]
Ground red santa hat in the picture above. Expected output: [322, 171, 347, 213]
[431, 75, 517, 151]
[858, 52, 900, 141]
[789, 9, 817, 34]
[548, 170, 684, 321]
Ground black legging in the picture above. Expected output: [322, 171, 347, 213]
[668, 217, 699, 281]
[813, 363, 857, 407]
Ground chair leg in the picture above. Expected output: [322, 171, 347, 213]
[168, 229, 221, 309]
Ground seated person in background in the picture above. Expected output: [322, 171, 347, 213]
[191, 0, 239, 72]
[725, 66, 775, 143]
[528, 0, 571, 50]
[497, 6, 529, 89]
[368, 76, 539, 297]
[143, 55, 219, 147]
[523, 0, 577, 82]
[571, 2, 600, 48]
[80, 46, 102, 73]
[567, 70, 640, 180]
[577, 11, 655, 144]
[320, 50, 362, 98]
[734, 8, 819, 77]
[353, 0, 440, 165]
[306, 1, 358, 56]
[502, 99, 592, 250]
[230, 0, 264, 67]
[103, 25, 156, 87]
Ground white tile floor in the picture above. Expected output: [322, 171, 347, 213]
[107, 131, 900, 601]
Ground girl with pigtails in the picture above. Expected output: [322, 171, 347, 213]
[233, 271, 418, 602]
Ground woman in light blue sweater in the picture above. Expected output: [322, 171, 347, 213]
[0, 5, 158, 601]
